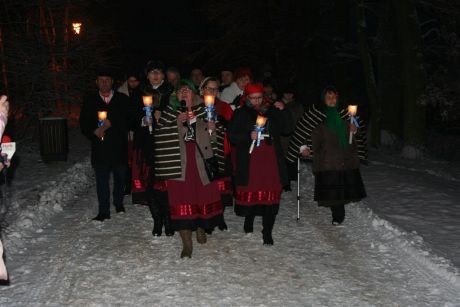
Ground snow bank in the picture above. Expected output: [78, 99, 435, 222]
[2, 159, 93, 255]
[349, 202, 460, 287]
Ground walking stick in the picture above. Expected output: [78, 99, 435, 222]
[297, 157, 300, 221]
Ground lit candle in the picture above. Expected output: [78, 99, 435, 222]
[142, 96, 153, 107]
[204, 95, 216, 135]
[249, 115, 267, 154]
[98, 111, 107, 141]
[256, 115, 267, 127]
[348, 105, 358, 144]
[204, 95, 215, 106]
[97, 111, 107, 121]
[143, 96, 154, 134]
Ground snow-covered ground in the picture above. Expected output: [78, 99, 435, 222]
[1, 145, 460, 305]
[363, 149, 460, 269]
[0, 128, 92, 254]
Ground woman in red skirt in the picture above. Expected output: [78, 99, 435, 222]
[228, 83, 293, 245]
[199, 77, 234, 232]
[154, 79, 225, 258]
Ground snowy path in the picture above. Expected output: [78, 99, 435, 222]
[1, 167, 460, 306]
[362, 153, 460, 269]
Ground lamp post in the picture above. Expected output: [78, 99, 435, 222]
[72, 22, 82, 35]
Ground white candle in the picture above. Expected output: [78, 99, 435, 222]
[98, 111, 107, 141]
[249, 116, 267, 154]
[348, 105, 358, 144]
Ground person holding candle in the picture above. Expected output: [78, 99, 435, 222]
[228, 83, 293, 245]
[79, 69, 133, 221]
[287, 86, 367, 225]
[135, 61, 176, 236]
[154, 79, 226, 258]
[199, 77, 234, 232]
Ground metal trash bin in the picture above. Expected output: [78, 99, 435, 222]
[38, 117, 69, 162]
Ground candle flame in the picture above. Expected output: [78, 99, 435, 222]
[98, 111, 107, 121]
[256, 115, 267, 127]
[348, 105, 358, 116]
[204, 95, 215, 106]
[143, 96, 153, 107]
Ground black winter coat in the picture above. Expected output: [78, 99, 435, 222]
[79, 91, 133, 166]
[142, 81, 174, 112]
[228, 105, 294, 188]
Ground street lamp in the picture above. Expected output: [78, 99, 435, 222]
[72, 22, 82, 35]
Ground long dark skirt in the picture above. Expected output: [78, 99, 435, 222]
[217, 176, 233, 207]
[235, 142, 282, 217]
[131, 148, 150, 205]
[166, 143, 224, 231]
[314, 169, 366, 207]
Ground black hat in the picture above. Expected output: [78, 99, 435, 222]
[144, 60, 165, 75]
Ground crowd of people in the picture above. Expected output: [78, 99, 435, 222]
[79, 61, 367, 258]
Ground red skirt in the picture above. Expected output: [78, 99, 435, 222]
[166, 143, 223, 230]
[216, 176, 233, 207]
[131, 148, 150, 205]
[235, 142, 282, 216]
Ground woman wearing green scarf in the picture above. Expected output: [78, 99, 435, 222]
[300, 86, 366, 225]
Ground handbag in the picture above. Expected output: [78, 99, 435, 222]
[195, 142, 219, 181]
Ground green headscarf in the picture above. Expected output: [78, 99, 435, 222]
[325, 105, 348, 148]
[169, 79, 197, 111]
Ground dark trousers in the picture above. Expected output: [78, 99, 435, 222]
[94, 163, 127, 216]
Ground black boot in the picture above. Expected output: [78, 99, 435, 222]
[218, 206, 228, 231]
[149, 198, 163, 236]
[92, 213, 110, 222]
[244, 215, 255, 233]
[262, 213, 276, 245]
[162, 200, 175, 237]
[218, 220, 228, 231]
[331, 204, 345, 225]
[115, 205, 125, 214]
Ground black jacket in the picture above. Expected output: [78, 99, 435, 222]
[228, 104, 294, 187]
[141, 81, 174, 112]
[79, 91, 133, 166]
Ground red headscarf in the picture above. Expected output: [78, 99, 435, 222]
[244, 83, 264, 95]
[239, 83, 272, 109]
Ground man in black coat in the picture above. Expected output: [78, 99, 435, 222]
[79, 70, 133, 221]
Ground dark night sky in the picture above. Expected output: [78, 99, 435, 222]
[91, 0, 213, 75]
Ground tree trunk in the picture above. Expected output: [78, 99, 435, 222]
[356, 0, 381, 146]
[392, 0, 426, 148]
[376, 0, 404, 139]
